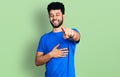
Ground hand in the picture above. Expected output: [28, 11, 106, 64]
[49, 44, 68, 58]
[61, 27, 75, 39]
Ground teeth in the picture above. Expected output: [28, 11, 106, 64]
[53, 20, 58, 23]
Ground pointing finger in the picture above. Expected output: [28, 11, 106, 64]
[61, 27, 66, 34]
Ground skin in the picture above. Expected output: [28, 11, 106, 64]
[35, 9, 80, 66]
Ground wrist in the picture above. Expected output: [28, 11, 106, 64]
[48, 52, 53, 58]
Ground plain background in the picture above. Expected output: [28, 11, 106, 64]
[0, 0, 120, 77]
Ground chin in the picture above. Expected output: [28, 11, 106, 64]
[50, 21, 62, 28]
[53, 26, 60, 28]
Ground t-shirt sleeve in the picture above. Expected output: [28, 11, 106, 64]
[37, 36, 45, 53]
[72, 28, 80, 44]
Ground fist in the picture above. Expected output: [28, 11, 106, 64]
[61, 27, 75, 39]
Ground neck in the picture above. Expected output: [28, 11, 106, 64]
[52, 25, 64, 32]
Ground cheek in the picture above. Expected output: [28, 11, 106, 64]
[49, 17, 53, 21]
[59, 17, 63, 21]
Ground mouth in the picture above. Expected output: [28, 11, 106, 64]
[52, 20, 59, 25]
[53, 20, 58, 23]
[50, 19, 63, 28]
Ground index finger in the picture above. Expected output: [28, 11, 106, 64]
[54, 44, 60, 49]
[61, 27, 66, 34]
[59, 48, 68, 51]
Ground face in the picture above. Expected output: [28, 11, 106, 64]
[49, 10, 64, 28]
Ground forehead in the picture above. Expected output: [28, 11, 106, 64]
[49, 10, 62, 14]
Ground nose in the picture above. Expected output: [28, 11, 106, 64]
[53, 15, 57, 20]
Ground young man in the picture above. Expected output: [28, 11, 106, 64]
[35, 2, 80, 77]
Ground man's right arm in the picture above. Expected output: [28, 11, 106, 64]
[35, 52, 52, 66]
[35, 44, 68, 66]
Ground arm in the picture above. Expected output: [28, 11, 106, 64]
[35, 44, 68, 66]
[35, 52, 52, 66]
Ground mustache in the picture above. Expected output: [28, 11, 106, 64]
[52, 19, 58, 22]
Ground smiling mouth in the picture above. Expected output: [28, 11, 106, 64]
[53, 20, 58, 23]
[52, 20, 58, 24]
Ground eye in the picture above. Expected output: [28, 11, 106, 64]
[49, 14, 54, 17]
[56, 13, 60, 16]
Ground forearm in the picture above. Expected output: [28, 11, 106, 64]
[35, 53, 52, 66]
[35, 45, 68, 66]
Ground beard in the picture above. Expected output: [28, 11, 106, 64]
[50, 18, 63, 28]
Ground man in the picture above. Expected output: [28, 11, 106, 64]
[35, 2, 80, 77]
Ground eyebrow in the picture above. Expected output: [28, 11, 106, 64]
[50, 12, 61, 15]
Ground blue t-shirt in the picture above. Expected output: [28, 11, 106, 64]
[37, 29, 80, 77]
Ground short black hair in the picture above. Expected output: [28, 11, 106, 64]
[47, 2, 65, 14]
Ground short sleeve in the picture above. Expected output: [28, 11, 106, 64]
[72, 28, 80, 43]
[37, 36, 46, 53]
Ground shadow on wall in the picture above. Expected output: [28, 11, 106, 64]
[36, 8, 50, 35]
[22, 9, 50, 77]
